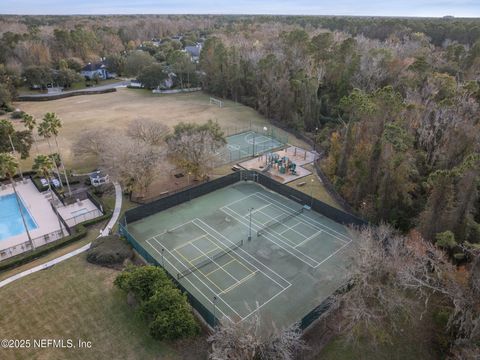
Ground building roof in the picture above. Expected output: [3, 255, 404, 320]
[185, 44, 202, 58]
[81, 62, 106, 72]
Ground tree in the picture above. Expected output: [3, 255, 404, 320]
[32, 154, 64, 232]
[105, 54, 125, 75]
[126, 119, 169, 146]
[40, 113, 71, 196]
[166, 120, 226, 179]
[115, 265, 199, 341]
[22, 65, 52, 88]
[0, 152, 34, 249]
[137, 64, 168, 89]
[0, 83, 11, 109]
[38, 118, 63, 189]
[21, 113, 39, 154]
[124, 51, 155, 77]
[209, 311, 306, 360]
[0, 119, 33, 160]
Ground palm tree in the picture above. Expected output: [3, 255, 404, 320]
[0, 152, 35, 250]
[41, 112, 72, 197]
[0, 119, 24, 180]
[33, 154, 64, 234]
[21, 113, 39, 155]
[38, 118, 63, 190]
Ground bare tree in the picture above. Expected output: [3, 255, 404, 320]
[72, 128, 113, 158]
[208, 311, 306, 360]
[126, 119, 169, 146]
[166, 120, 226, 179]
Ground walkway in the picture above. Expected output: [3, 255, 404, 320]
[0, 181, 122, 289]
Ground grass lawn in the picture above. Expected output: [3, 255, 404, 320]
[287, 163, 340, 209]
[11, 89, 306, 171]
[0, 253, 207, 360]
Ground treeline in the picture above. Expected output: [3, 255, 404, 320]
[200, 23, 480, 257]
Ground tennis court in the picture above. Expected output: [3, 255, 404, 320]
[217, 130, 286, 163]
[124, 179, 355, 331]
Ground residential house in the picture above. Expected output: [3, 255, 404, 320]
[80, 61, 114, 80]
[184, 43, 203, 63]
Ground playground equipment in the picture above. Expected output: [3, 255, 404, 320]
[263, 152, 298, 176]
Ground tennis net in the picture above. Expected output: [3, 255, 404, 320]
[177, 239, 244, 279]
[257, 207, 304, 237]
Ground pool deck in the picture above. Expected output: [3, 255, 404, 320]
[0, 180, 68, 257]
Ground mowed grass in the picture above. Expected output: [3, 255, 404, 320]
[13, 89, 303, 171]
[0, 253, 199, 360]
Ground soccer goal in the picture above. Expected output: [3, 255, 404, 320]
[209, 97, 223, 108]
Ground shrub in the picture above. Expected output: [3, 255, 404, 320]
[435, 231, 457, 249]
[11, 110, 25, 119]
[86, 235, 133, 268]
[114, 265, 170, 302]
[115, 265, 199, 341]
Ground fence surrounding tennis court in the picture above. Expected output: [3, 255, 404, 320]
[119, 221, 218, 328]
[121, 170, 366, 330]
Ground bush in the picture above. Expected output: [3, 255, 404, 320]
[115, 265, 199, 340]
[10, 110, 25, 119]
[86, 235, 133, 268]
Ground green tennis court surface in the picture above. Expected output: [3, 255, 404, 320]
[216, 130, 286, 163]
[125, 181, 354, 330]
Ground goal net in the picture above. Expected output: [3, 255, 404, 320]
[209, 97, 223, 108]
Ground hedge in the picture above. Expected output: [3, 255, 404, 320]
[0, 225, 88, 273]
[16, 88, 116, 101]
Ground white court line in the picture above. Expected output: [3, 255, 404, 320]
[222, 193, 258, 209]
[204, 258, 236, 277]
[193, 219, 290, 289]
[149, 237, 243, 319]
[295, 230, 323, 248]
[174, 234, 208, 251]
[226, 205, 352, 270]
[144, 218, 198, 243]
[254, 191, 352, 243]
[193, 219, 293, 322]
[190, 242, 241, 283]
[254, 192, 351, 244]
[241, 285, 290, 322]
[146, 238, 234, 322]
[220, 271, 258, 295]
[221, 206, 320, 268]
[242, 203, 270, 217]
[277, 221, 302, 235]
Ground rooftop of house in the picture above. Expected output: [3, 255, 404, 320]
[185, 44, 202, 57]
[81, 62, 107, 72]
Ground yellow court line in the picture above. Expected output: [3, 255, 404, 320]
[220, 271, 258, 295]
[204, 259, 237, 277]
[175, 249, 224, 291]
[174, 234, 208, 251]
[190, 246, 221, 262]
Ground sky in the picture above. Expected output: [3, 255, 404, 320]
[0, 0, 479, 17]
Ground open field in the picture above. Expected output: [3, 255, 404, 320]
[0, 253, 208, 360]
[12, 89, 305, 171]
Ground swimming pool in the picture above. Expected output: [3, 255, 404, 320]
[0, 193, 38, 241]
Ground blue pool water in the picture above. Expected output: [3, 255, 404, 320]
[0, 193, 38, 241]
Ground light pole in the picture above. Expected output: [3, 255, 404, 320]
[252, 132, 256, 156]
[248, 207, 254, 241]
[310, 178, 315, 208]
[213, 296, 218, 327]
[314, 127, 319, 151]
[161, 248, 165, 268]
